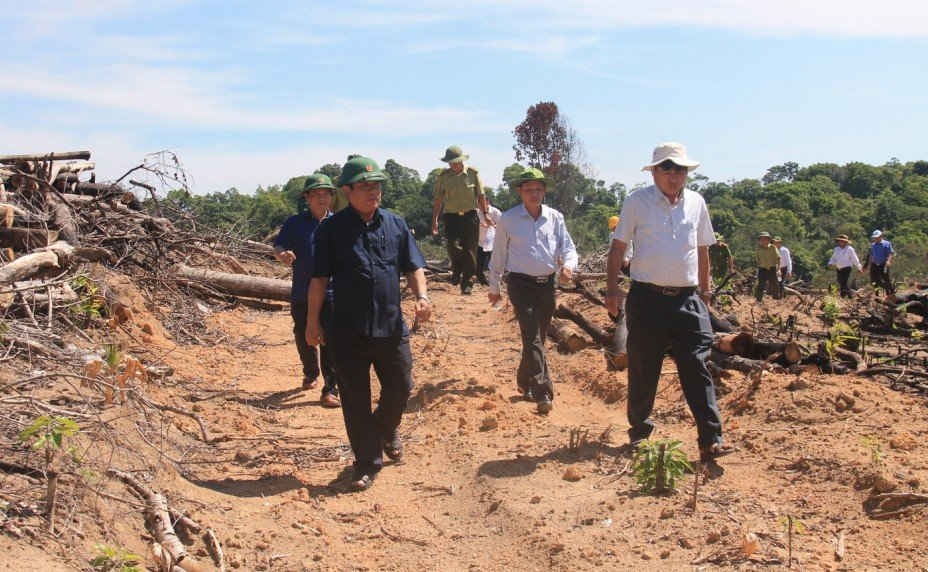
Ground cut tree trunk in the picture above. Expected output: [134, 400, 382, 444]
[0, 250, 61, 285]
[0, 151, 91, 163]
[0, 227, 58, 251]
[547, 318, 591, 353]
[174, 264, 290, 301]
[554, 303, 611, 344]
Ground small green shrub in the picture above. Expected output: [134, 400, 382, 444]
[632, 439, 692, 494]
[90, 544, 142, 572]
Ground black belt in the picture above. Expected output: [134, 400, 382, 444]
[508, 272, 555, 285]
[632, 281, 695, 296]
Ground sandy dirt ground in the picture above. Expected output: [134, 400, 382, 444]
[2, 278, 928, 571]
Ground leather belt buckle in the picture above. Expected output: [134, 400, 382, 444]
[659, 286, 682, 296]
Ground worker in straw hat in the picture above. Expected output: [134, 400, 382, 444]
[606, 142, 732, 464]
[827, 234, 862, 298]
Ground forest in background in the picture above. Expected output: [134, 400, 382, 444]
[160, 102, 928, 285]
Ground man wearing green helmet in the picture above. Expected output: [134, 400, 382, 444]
[274, 173, 340, 408]
[431, 145, 489, 295]
[488, 167, 578, 414]
[306, 156, 431, 491]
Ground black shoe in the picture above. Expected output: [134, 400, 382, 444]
[349, 472, 375, 491]
[450, 272, 460, 286]
[461, 282, 473, 295]
[522, 387, 534, 402]
[536, 395, 553, 414]
[383, 434, 403, 461]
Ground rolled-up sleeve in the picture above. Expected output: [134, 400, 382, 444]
[697, 200, 715, 247]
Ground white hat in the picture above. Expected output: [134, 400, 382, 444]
[642, 142, 700, 172]
[871, 229, 883, 239]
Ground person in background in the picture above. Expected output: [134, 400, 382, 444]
[865, 229, 895, 295]
[606, 142, 731, 463]
[755, 232, 780, 301]
[431, 145, 488, 295]
[274, 173, 340, 408]
[773, 236, 792, 297]
[476, 197, 501, 285]
[708, 232, 734, 287]
[827, 234, 862, 298]
[306, 156, 431, 491]
[488, 167, 578, 414]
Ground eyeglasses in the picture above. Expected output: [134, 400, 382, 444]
[656, 161, 687, 174]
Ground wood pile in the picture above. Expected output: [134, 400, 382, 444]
[0, 149, 289, 361]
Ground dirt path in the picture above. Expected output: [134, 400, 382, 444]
[6, 280, 928, 570]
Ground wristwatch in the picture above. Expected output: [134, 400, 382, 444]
[417, 294, 431, 302]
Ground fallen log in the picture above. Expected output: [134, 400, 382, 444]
[0, 151, 92, 163]
[554, 303, 611, 344]
[547, 318, 591, 352]
[0, 249, 61, 285]
[708, 349, 773, 374]
[714, 332, 803, 364]
[174, 264, 290, 301]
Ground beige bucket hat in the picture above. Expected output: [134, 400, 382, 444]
[641, 142, 700, 171]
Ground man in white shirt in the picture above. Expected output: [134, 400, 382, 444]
[476, 199, 501, 285]
[773, 236, 792, 297]
[606, 142, 730, 463]
[488, 167, 578, 414]
[827, 234, 862, 298]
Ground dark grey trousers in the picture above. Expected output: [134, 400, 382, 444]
[506, 273, 556, 400]
[625, 284, 723, 448]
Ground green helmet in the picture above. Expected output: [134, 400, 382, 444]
[303, 173, 335, 192]
[511, 167, 548, 188]
[337, 156, 387, 187]
[440, 145, 469, 163]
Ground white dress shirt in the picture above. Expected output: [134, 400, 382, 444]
[828, 245, 862, 270]
[478, 205, 502, 251]
[778, 245, 792, 275]
[488, 203, 578, 295]
[613, 186, 715, 287]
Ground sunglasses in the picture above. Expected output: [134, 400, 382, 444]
[656, 161, 688, 174]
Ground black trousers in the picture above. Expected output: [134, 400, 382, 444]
[754, 267, 779, 301]
[836, 267, 853, 297]
[506, 273, 556, 400]
[625, 284, 723, 448]
[332, 332, 413, 474]
[443, 211, 479, 285]
[290, 302, 337, 396]
[869, 263, 895, 294]
[476, 247, 492, 279]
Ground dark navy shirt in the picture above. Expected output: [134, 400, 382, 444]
[869, 240, 894, 265]
[313, 207, 425, 338]
[274, 211, 329, 303]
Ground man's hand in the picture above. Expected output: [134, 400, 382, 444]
[431, 221, 439, 236]
[276, 250, 296, 265]
[305, 320, 324, 347]
[415, 298, 432, 322]
[488, 292, 502, 305]
[558, 266, 573, 284]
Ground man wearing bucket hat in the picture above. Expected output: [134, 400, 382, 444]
[606, 142, 731, 463]
[755, 232, 780, 301]
[488, 167, 578, 414]
[773, 236, 792, 297]
[274, 173, 340, 407]
[864, 229, 895, 295]
[306, 156, 431, 491]
[431, 145, 488, 295]
[827, 234, 862, 298]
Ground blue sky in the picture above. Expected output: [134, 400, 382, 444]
[2, 0, 926, 194]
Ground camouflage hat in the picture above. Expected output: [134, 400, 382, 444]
[440, 145, 469, 163]
[337, 156, 387, 186]
[773, 236, 782, 242]
[758, 231, 771, 238]
[303, 173, 335, 192]
[714, 232, 724, 241]
[511, 167, 548, 188]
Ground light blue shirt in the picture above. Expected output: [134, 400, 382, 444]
[488, 203, 578, 295]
